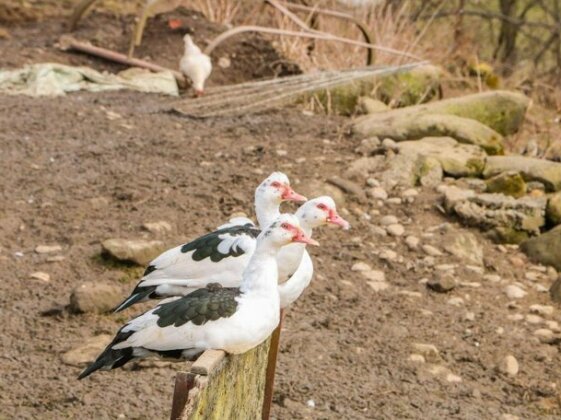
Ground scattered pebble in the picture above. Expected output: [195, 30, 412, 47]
[465, 265, 485, 275]
[379, 249, 398, 261]
[483, 274, 502, 283]
[386, 224, 405, 236]
[422, 244, 443, 257]
[371, 226, 387, 236]
[447, 297, 464, 306]
[501, 415, 520, 420]
[435, 264, 455, 271]
[411, 343, 440, 362]
[409, 354, 425, 363]
[306, 400, 315, 409]
[361, 270, 385, 282]
[496, 327, 504, 335]
[507, 314, 524, 321]
[504, 285, 527, 299]
[217, 56, 231, 68]
[367, 281, 390, 292]
[366, 178, 380, 187]
[525, 271, 541, 282]
[351, 262, 371, 272]
[402, 188, 418, 198]
[534, 328, 554, 340]
[546, 320, 560, 331]
[69, 282, 123, 314]
[380, 215, 398, 226]
[547, 266, 558, 280]
[464, 312, 475, 321]
[142, 221, 172, 235]
[369, 187, 388, 200]
[30, 272, 50, 282]
[446, 373, 462, 383]
[420, 257, 435, 267]
[387, 198, 402, 205]
[35, 244, 62, 254]
[61, 335, 112, 366]
[46, 255, 65, 263]
[398, 290, 422, 298]
[498, 355, 519, 376]
[529, 304, 554, 316]
[405, 235, 420, 250]
[427, 273, 456, 293]
[535, 284, 548, 293]
[381, 138, 398, 150]
[460, 282, 481, 288]
[525, 314, 543, 324]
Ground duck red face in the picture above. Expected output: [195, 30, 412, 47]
[281, 222, 319, 246]
[271, 181, 307, 203]
[318, 203, 350, 229]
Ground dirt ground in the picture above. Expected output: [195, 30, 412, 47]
[2, 7, 561, 420]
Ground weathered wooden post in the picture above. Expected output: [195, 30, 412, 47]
[170, 339, 271, 420]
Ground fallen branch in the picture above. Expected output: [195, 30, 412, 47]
[56, 35, 185, 84]
[204, 25, 422, 61]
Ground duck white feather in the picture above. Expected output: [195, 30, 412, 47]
[113, 172, 306, 312]
[78, 214, 315, 378]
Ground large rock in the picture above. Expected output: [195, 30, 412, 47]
[484, 156, 561, 192]
[440, 186, 546, 242]
[61, 335, 112, 367]
[453, 193, 546, 235]
[372, 64, 442, 107]
[395, 137, 486, 177]
[547, 192, 561, 225]
[344, 156, 384, 180]
[520, 226, 561, 270]
[69, 282, 123, 314]
[354, 90, 529, 151]
[380, 152, 427, 189]
[102, 238, 164, 266]
[485, 171, 527, 198]
[356, 97, 390, 114]
[421, 91, 529, 136]
[356, 113, 504, 155]
[310, 65, 442, 115]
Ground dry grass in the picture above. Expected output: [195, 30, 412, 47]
[257, 1, 439, 72]
[190, 0, 241, 25]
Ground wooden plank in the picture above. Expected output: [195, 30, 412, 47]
[170, 372, 196, 420]
[190, 350, 226, 376]
[173, 339, 270, 420]
[262, 310, 284, 420]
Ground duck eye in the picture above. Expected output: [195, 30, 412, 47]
[280, 223, 290, 229]
[317, 204, 327, 210]
[271, 181, 281, 188]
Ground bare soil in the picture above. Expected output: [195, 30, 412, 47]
[2, 7, 561, 420]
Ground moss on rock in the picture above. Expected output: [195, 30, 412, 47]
[485, 171, 527, 198]
[374, 65, 442, 107]
[546, 192, 561, 226]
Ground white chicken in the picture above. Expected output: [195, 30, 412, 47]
[179, 34, 212, 96]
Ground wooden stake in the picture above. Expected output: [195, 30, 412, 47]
[57, 35, 185, 84]
[170, 371, 195, 420]
[262, 309, 285, 420]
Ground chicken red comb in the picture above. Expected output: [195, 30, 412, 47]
[168, 18, 182, 30]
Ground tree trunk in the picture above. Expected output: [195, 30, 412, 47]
[494, 0, 519, 69]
